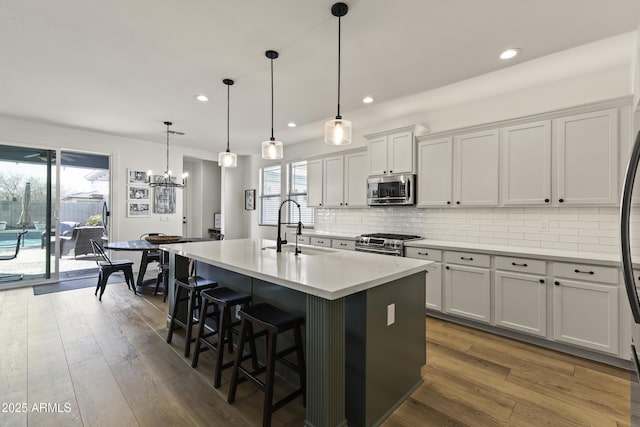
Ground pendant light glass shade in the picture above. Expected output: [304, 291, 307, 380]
[262, 50, 284, 160]
[325, 3, 351, 146]
[262, 139, 283, 159]
[324, 117, 352, 146]
[218, 150, 237, 168]
[219, 78, 237, 168]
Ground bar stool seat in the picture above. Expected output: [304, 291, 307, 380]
[191, 287, 258, 388]
[228, 302, 306, 427]
[166, 276, 217, 357]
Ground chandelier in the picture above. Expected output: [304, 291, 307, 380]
[148, 121, 188, 188]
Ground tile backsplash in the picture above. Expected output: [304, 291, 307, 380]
[315, 206, 627, 254]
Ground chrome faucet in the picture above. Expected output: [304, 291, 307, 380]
[276, 199, 303, 255]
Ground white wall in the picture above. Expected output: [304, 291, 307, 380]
[220, 155, 250, 239]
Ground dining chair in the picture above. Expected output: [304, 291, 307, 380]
[0, 230, 28, 282]
[90, 239, 136, 301]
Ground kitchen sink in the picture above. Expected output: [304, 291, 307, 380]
[262, 244, 335, 256]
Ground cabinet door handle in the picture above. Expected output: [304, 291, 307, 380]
[460, 256, 473, 261]
[446, 201, 451, 205]
[339, 243, 347, 246]
[456, 201, 460, 205]
[417, 252, 429, 256]
[544, 198, 550, 203]
[340, 202, 343, 206]
[512, 262, 528, 267]
[445, 266, 450, 270]
[554, 281, 560, 286]
[383, 170, 387, 174]
[318, 240, 324, 244]
[539, 279, 545, 284]
[345, 202, 348, 206]
[389, 170, 393, 173]
[559, 198, 564, 203]
[574, 269, 594, 275]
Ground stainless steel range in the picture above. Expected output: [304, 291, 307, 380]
[355, 233, 422, 256]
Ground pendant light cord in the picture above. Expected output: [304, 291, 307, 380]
[165, 123, 170, 174]
[226, 83, 230, 152]
[337, 14, 342, 118]
[270, 57, 275, 140]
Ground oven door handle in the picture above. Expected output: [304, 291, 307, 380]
[355, 246, 401, 256]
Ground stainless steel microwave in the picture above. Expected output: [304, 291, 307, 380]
[367, 174, 415, 206]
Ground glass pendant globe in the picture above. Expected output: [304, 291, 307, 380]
[218, 151, 237, 168]
[324, 118, 352, 145]
[262, 140, 283, 160]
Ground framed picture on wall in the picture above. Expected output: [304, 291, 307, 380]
[127, 202, 150, 217]
[245, 189, 255, 210]
[154, 187, 176, 214]
[128, 169, 149, 184]
[128, 185, 150, 201]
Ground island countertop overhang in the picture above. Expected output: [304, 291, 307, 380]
[160, 238, 430, 300]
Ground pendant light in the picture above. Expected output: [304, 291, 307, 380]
[148, 121, 187, 188]
[218, 78, 238, 168]
[324, 2, 351, 146]
[262, 50, 284, 160]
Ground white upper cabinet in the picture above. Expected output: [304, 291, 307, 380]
[417, 137, 453, 206]
[454, 129, 500, 206]
[307, 159, 323, 208]
[323, 155, 344, 208]
[366, 127, 415, 175]
[344, 151, 367, 207]
[555, 109, 618, 205]
[501, 120, 552, 205]
[307, 150, 367, 209]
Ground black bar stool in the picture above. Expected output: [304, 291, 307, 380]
[191, 287, 259, 388]
[155, 262, 169, 302]
[228, 303, 306, 427]
[166, 276, 217, 357]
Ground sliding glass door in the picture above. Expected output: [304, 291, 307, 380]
[0, 144, 57, 286]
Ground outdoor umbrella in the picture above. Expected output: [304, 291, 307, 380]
[17, 182, 31, 229]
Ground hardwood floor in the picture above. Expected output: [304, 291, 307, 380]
[0, 283, 631, 426]
[385, 317, 630, 427]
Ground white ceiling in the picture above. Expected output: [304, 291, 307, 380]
[1, 0, 640, 155]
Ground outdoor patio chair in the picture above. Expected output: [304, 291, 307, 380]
[0, 230, 29, 282]
[61, 226, 104, 259]
[90, 239, 136, 301]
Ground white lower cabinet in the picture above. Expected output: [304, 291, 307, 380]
[444, 263, 491, 323]
[425, 262, 442, 311]
[552, 277, 618, 355]
[494, 271, 546, 337]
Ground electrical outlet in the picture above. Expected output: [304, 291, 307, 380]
[387, 303, 395, 326]
[539, 220, 549, 232]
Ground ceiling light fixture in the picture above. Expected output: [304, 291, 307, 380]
[500, 48, 521, 60]
[262, 50, 284, 160]
[218, 79, 238, 168]
[324, 2, 351, 146]
[362, 96, 373, 104]
[287, 122, 296, 128]
[148, 121, 187, 188]
[196, 94, 208, 102]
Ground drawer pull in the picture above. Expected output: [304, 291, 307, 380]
[512, 262, 528, 267]
[574, 269, 594, 275]
[554, 281, 560, 286]
[339, 243, 347, 246]
[539, 279, 545, 284]
[445, 266, 450, 270]
[418, 252, 429, 256]
[318, 240, 324, 244]
[460, 256, 474, 261]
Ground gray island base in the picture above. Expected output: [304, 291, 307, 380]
[162, 239, 428, 427]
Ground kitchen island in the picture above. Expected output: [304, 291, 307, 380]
[161, 238, 430, 427]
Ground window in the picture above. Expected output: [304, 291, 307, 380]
[259, 165, 281, 225]
[287, 161, 314, 226]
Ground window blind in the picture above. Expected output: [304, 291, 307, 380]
[259, 165, 281, 225]
[287, 161, 314, 226]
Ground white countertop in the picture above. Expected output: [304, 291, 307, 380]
[161, 238, 429, 300]
[298, 230, 359, 240]
[405, 239, 621, 266]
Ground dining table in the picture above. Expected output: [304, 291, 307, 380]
[103, 237, 215, 294]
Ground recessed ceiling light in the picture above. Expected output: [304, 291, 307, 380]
[196, 94, 209, 102]
[287, 122, 296, 128]
[362, 96, 374, 104]
[500, 48, 521, 60]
